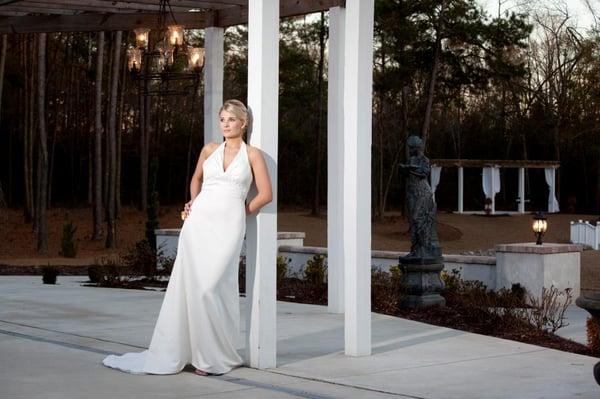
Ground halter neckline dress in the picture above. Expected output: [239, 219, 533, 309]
[103, 140, 252, 375]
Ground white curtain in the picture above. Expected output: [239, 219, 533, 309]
[544, 168, 560, 213]
[482, 167, 501, 199]
[430, 166, 442, 201]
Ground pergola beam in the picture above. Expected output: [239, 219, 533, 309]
[431, 159, 560, 169]
[0, 12, 209, 33]
[6, 0, 198, 13]
[0, 0, 343, 33]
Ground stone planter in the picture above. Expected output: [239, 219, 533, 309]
[495, 243, 581, 300]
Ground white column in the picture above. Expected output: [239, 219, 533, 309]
[327, 6, 345, 314]
[518, 167, 525, 213]
[550, 168, 557, 213]
[490, 168, 496, 215]
[245, 0, 278, 369]
[343, 0, 373, 357]
[458, 166, 464, 213]
[204, 26, 224, 145]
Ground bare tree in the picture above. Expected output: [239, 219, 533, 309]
[311, 11, 326, 216]
[105, 31, 122, 249]
[36, 33, 48, 253]
[93, 31, 104, 240]
[23, 35, 35, 223]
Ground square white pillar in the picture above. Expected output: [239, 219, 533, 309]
[343, 0, 373, 356]
[245, 0, 279, 369]
[490, 168, 496, 215]
[518, 167, 525, 213]
[327, 6, 345, 314]
[204, 26, 224, 145]
[458, 166, 464, 213]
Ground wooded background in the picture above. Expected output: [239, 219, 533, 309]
[1, 0, 599, 253]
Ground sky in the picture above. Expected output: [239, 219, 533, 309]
[478, 0, 597, 32]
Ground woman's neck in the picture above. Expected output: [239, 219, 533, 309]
[224, 136, 243, 148]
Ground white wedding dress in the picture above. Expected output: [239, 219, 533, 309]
[103, 141, 252, 375]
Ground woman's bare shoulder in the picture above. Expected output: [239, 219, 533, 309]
[245, 144, 264, 161]
[202, 141, 221, 157]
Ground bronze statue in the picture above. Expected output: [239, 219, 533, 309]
[398, 135, 442, 262]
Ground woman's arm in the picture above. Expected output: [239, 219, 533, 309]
[185, 142, 218, 215]
[246, 146, 273, 214]
[408, 155, 430, 179]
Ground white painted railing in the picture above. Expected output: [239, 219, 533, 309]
[570, 220, 599, 250]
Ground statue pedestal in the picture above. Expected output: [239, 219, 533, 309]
[399, 257, 446, 308]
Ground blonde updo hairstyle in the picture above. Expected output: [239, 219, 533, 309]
[219, 100, 248, 136]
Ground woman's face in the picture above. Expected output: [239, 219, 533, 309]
[219, 110, 246, 139]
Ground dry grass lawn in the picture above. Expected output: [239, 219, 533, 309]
[1, 206, 598, 293]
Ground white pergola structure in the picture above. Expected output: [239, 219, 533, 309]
[2, 0, 375, 367]
[430, 159, 561, 214]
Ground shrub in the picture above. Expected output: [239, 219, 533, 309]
[88, 259, 122, 287]
[371, 266, 406, 314]
[121, 239, 158, 279]
[587, 317, 600, 353]
[277, 256, 290, 282]
[88, 265, 103, 284]
[302, 254, 327, 285]
[526, 286, 573, 333]
[60, 219, 77, 258]
[42, 265, 59, 284]
[389, 264, 403, 286]
[441, 269, 572, 334]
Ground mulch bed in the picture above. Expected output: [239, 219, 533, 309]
[0, 264, 89, 275]
[397, 304, 595, 356]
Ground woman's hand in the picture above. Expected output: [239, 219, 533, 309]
[183, 200, 193, 219]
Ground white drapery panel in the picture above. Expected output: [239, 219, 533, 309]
[482, 167, 501, 199]
[430, 166, 442, 202]
[544, 168, 560, 213]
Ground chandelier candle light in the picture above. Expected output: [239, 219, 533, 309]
[127, 1, 205, 96]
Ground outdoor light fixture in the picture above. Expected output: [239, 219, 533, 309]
[127, 0, 206, 96]
[532, 211, 548, 245]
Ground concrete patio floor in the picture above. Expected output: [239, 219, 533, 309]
[0, 276, 598, 399]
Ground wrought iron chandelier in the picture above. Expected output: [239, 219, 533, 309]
[126, 0, 205, 96]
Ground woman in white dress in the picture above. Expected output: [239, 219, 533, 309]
[102, 99, 273, 376]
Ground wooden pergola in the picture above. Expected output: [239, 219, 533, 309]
[0, 1, 344, 32]
[430, 159, 561, 214]
[2, 0, 376, 370]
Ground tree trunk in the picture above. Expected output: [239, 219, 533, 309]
[103, 34, 113, 209]
[421, 34, 441, 148]
[92, 31, 104, 240]
[0, 34, 6, 125]
[116, 50, 127, 218]
[311, 12, 326, 216]
[141, 89, 151, 212]
[596, 156, 600, 214]
[23, 36, 34, 223]
[105, 31, 121, 249]
[36, 33, 48, 253]
[139, 88, 147, 211]
[0, 34, 8, 205]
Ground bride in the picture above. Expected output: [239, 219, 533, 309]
[102, 99, 272, 376]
